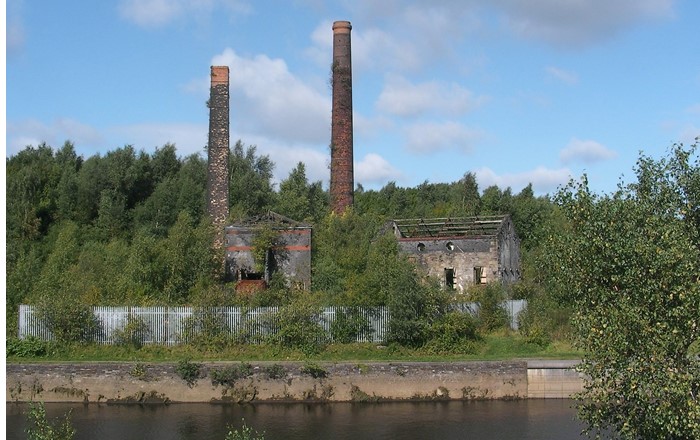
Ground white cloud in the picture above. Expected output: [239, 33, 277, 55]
[118, 0, 251, 28]
[305, 20, 423, 73]
[559, 138, 617, 164]
[109, 122, 208, 156]
[545, 66, 578, 85]
[492, 0, 674, 47]
[405, 121, 483, 154]
[211, 48, 331, 145]
[7, 118, 105, 156]
[377, 75, 487, 118]
[474, 165, 572, 194]
[355, 153, 403, 185]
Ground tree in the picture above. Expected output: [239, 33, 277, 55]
[550, 142, 700, 439]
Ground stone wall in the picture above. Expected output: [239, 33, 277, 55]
[398, 237, 499, 293]
[225, 227, 312, 288]
[6, 361, 582, 403]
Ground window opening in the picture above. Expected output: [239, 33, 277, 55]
[445, 268, 455, 290]
[474, 266, 484, 285]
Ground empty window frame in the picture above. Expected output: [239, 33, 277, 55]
[445, 268, 455, 290]
[474, 266, 484, 285]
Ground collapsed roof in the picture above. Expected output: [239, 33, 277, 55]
[392, 215, 510, 239]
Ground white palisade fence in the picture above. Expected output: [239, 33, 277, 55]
[18, 301, 525, 345]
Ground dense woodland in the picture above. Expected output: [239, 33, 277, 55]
[6, 140, 560, 333]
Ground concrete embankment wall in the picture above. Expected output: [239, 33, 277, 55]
[6, 361, 582, 403]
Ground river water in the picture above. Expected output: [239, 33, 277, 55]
[7, 400, 585, 439]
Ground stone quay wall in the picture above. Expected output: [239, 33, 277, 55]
[6, 361, 582, 404]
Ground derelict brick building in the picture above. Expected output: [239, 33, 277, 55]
[392, 215, 520, 293]
[225, 212, 312, 290]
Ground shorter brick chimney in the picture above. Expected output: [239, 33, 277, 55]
[207, 66, 230, 237]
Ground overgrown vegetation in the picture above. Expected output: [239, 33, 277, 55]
[25, 402, 75, 440]
[175, 359, 203, 388]
[550, 142, 700, 439]
[224, 419, 265, 440]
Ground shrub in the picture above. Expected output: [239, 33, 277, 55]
[179, 308, 232, 349]
[25, 402, 75, 440]
[263, 363, 286, 380]
[425, 311, 481, 354]
[300, 362, 328, 379]
[210, 363, 254, 387]
[469, 283, 510, 332]
[175, 359, 203, 388]
[112, 314, 150, 349]
[7, 336, 52, 358]
[330, 308, 374, 343]
[260, 296, 327, 355]
[225, 419, 265, 440]
[35, 295, 102, 344]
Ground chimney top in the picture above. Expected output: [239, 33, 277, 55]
[332, 21, 352, 34]
[211, 66, 229, 86]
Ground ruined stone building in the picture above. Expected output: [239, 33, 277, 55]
[392, 215, 520, 293]
[225, 212, 312, 291]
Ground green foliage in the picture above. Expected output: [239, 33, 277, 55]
[300, 361, 328, 378]
[7, 336, 53, 358]
[225, 419, 265, 440]
[229, 141, 276, 217]
[263, 363, 286, 379]
[210, 363, 254, 387]
[25, 402, 76, 440]
[259, 295, 328, 355]
[330, 308, 374, 343]
[35, 294, 102, 344]
[112, 314, 150, 349]
[251, 225, 278, 274]
[468, 283, 510, 332]
[551, 143, 700, 439]
[175, 359, 203, 388]
[425, 311, 480, 354]
[179, 308, 232, 349]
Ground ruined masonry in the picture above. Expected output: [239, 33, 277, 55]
[330, 20, 354, 214]
[207, 66, 230, 246]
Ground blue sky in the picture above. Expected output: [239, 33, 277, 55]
[6, 0, 700, 195]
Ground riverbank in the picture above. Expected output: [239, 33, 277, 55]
[6, 360, 583, 403]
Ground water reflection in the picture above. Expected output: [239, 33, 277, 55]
[7, 400, 584, 440]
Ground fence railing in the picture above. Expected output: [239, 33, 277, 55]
[18, 301, 526, 345]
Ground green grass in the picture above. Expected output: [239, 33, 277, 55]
[6, 334, 581, 363]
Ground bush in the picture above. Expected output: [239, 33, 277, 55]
[225, 419, 265, 440]
[300, 361, 328, 379]
[330, 308, 374, 343]
[175, 359, 203, 388]
[425, 311, 481, 354]
[112, 314, 150, 349]
[35, 295, 102, 344]
[469, 283, 510, 332]
[179, 308, 232, 349]
[26, 402, 75, 440]
[210, 363, 254, 387]
[263, 363, 286, 380]
[7, 336, 52, 358]
[259, 296, 327, 355]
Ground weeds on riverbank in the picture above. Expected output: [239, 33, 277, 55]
[6, 333, 580, 363]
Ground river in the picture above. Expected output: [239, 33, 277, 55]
[7, 400, 586, 439]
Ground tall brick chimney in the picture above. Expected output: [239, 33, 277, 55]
[330, 20, 354, 214]
[207, 66, 230, 238]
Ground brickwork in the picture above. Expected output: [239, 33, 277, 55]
[207, 66, 230, 243]
[330, 21, 354, 214]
